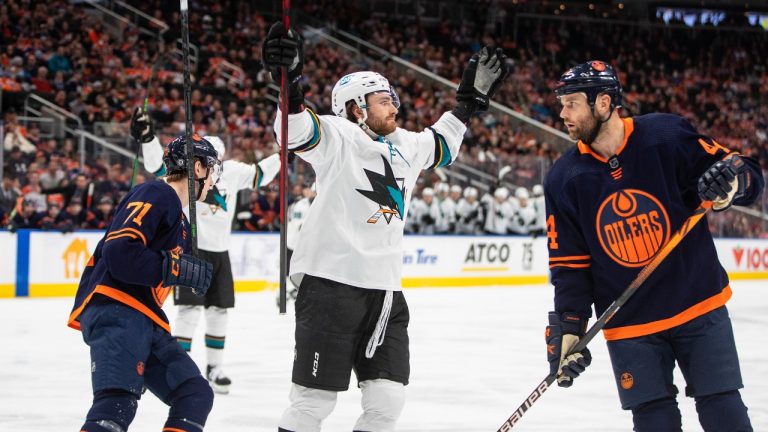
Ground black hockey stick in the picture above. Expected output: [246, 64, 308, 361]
[278, 0, 291, 315]
[180, 0, 198, 255]
[497, 200, 714, 431]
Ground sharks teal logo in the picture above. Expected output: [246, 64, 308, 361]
[202, 185, 227, 213]
[356, 155, 406, 225]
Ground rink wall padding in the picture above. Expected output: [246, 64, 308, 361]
[0, 229, 766, 298]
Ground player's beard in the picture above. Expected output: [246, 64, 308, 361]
[366, 115, 397, 136]
[571, 114, 600, 144]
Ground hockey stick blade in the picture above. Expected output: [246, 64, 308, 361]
[496, 201, 713, 431]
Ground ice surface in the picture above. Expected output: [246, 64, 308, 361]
[1, 282, 765, 431]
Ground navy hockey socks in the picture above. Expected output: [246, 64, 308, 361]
[81, 389, 138, 432]
[631, 396, 682, 432]
[165, 376, 214, 431]
[695, 390, 752, 432]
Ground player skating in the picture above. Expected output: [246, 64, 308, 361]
[544, 60, 764, 431]
[262, 22, 508, 431]
[132, 109, 280, 394]
[68, 135, 220, 432]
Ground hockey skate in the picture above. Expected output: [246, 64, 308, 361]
[206, 365, 232, 394]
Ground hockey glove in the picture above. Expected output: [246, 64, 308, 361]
[161, 250, 213, 296]
[546, 311, 592, 388]
[130, 107, 155, 144]
[455, 47, 510, 117]
[698, 154, 750, 212]
[262, 22, 305, 113]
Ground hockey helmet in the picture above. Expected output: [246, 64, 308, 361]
[555, 60, 622, 110]
[163, 133, 222, 185]
[331, 71, 400, 121]
[204, 135, 226, 160]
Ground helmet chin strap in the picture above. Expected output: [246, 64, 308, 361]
[195, 166, 210, 201]
[356, 108, 381, 140]
[584, 105, 615, 146]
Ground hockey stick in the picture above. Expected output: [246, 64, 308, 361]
[278, 0, 291, 315]
[497, 200, 714, 431]
[180, 0, 198, 255]
[129, 47, 170, 189]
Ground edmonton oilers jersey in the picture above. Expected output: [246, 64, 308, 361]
[544, 113, 764, 340]
[68, 181, 189, 333]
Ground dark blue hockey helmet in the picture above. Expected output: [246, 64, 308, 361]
[163, 133, 220, 174]
[555, 60, 622, 110]
[163, 134, 222, 192]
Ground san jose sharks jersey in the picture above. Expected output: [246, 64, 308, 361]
[143, 138, 280, 252]
[545, 113, 764, 340]
[275, 108, 466, 290]
[68, 181, 189, 333]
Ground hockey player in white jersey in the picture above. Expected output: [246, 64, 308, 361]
[433, 183, 452, 233]
[529, 183, 546, 236]
[409, 187, 442, 234]
[439, 184, 461, 233]
[456, 186, 483, 234]
[263, 21, 508, 432]
[132, 109, 280, 394]
[483, 186, 515, 234]
[508, 186, 536, 235]
[285, 182, 316, 300]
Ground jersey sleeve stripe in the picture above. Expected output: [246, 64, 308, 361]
[106, 227, 147, 245]
[253, 165, 264, 189]
[105, 233, 139, 242]
[292, 109, 322, 153]
[603, 284, 732, 340]
[428, 127, 452, 169]
[549, 262, 592, 269]
[549, 255, 591, 262]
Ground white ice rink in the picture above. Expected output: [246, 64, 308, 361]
[1, 281, 766, 431]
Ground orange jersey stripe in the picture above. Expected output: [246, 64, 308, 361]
[549, 255, 591, 263]
[106, 227, 147, 245]
[93, 285, 171, 333]
[105, 233, 138, 242]
[162, 428, 188, 432]
[67, 291, 97, 330]
[603, 285, 732, 341]
[549, 263, 591, 269]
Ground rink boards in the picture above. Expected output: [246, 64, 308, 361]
[0, 230, 766, 298]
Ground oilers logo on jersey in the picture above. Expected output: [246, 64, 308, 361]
[356, 155, 407, 225]
[596, 189, 670, 268]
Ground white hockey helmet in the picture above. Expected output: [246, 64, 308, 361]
[204, 135, 226, 160]
[515, 187, 530, 200]
[494, 187, 509, 200]
[532, 184, 544, 197]
[331, 71, 400, 121]
[463, 187, 478, 198]
[450, 185, 462, 195]
[422, 187, 434, 197]
[436, 182, 449, 194]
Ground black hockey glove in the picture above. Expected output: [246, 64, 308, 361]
[698, 154, 750, 212]
[262, 22, 305, 113]
[453, 47, 510, 121]
[161, 250, 213, 296]
[130, 107, 155, 144]
[546, 311, 592, 388]
[421, 214, 435, 225]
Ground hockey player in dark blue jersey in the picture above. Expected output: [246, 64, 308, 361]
[543, 61, 763, 431]
[68, 134, 221, 432]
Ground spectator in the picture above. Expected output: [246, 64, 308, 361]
[1, 172, 21, 215]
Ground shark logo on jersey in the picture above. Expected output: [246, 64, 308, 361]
[202, 184, 228, 214]
[356, 155, 406, 225]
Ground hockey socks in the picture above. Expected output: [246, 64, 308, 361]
[81, 390, 138, 432]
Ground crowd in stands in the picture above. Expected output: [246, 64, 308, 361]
[0, 0, 765, 237]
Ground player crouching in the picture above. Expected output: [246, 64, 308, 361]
[67, 135, 220, 432]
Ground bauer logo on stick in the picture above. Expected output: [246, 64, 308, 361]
[596, 189, 670, 267]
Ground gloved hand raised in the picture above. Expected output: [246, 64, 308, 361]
[161, 250, 213, 296]
[545, 311, 592, 387]
[262, 22, 303, 84]
[130, 107, 155, 144]
[456, 47, 510, 112]
[698, 154, 749, 212]
[262, 21, 305, 113]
